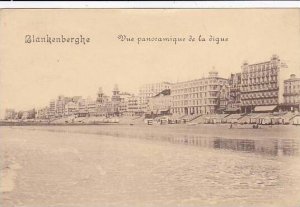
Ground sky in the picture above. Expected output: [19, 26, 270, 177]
[0, 9, 299, 118]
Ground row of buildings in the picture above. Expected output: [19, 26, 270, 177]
[4, 55, 300, 120]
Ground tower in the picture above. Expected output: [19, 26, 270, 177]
[112, 84, 120, 102]
[96, 87, 104, 103]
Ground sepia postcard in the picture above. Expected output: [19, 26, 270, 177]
[0, 6, 300, 207]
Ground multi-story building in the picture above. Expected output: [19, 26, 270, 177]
[148, 89, 172, 116]
[49, 100, 56, 118]
[111, 84, 121, 116]
[64, 96, 82, 116]
[227, 73, 242, 112]
[219, 84, 230, 112]
[127, 95, 141, 116]
[64, 102, 78, 116]
[96, 87, 110, 116]
[240, 55, 286, 113]
[96, 87, 108, 104]
[21, 109, 36, 120]
[36, 107, 49, 119]
[138, 82, 171, 113]
[171, 71, 229, 115]
[283, 74, 300, 111]
[77, 98, 88, 117]
[119, 92, 132, 115]
[55, 95, 66, 117]
[86, 97, 97, 116]
[54, 95, 84, 117]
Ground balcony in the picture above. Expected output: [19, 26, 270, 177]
[283, 92, 300, 96]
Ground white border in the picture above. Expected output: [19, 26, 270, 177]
[0, 1, 299, 9]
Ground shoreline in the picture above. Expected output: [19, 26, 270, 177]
[3, 122, 300, 140]
[0, 121, 121, 126]
[0, 120, 299, 127]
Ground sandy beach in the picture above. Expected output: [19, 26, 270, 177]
[1, 125, 300, 207]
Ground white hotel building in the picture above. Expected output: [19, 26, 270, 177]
[171, 71, 229, 115]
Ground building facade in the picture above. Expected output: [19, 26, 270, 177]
[96, 87, 110, 116]
[86, 97, 97, 116]
[138, 82, 171, 113]
[48, 100, 56, 118]
[283, 74, 300, 111]
[228, 72, 242, 112]
[119, 92, 132, 115]
[112, 85, 121, 115]
[148, 89, 172, 116]
[36, 107, 49, 119]
[55, 95, 66, 117]
[127, 95, 142, 116]
[21, 109, 36, 120]
[4, 109, 16, 120]
[240, 55, 285, 113]
[171, 71, 229, 115]
[64, 102, 78, 116]
[77, 98, 88, 117]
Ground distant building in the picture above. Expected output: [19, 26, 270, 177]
[96, 87, 110, 116]
[171, 70, 229, 115]
[240, 55, 286, 113]
[119, 92, 132, 115]
[138, 82, 171, 113]
[22, 109, 36, 120]
[63, 96, 82, 116]
[282, 74, 300, 111]
[49, 100, 56, 118]
[111, 84, 121, 102]
[36, 107, 49, 119]
[4, 109, 16, 120]
[54, 95, 83, 117]
[96, 87, 108, 104]
[227, 72, 242, 113]
[111, 84, 121, 116]
[148, 89, 172, 116]
[64, 102, 78, 116]
[127, 95, 141, 116]
[219, 84, 230, 112]
[86, 97, 97, 116]
[77, 98, 88, 117]
[55, 95, 66, 117]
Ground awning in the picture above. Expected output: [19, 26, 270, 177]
[254, 105, 277, 112]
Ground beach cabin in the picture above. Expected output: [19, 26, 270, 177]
[238, 115, 251, 124]
[259, 116, 271, 125]
[270, 117, 283, 125]
[279, 112, 299, 125]
[145, 119, 153, 125]
[226, 114, 242, 124]
[161, 117, 169, 125]
[250, 117, 259, 124]
[292, 116, 300, 125]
